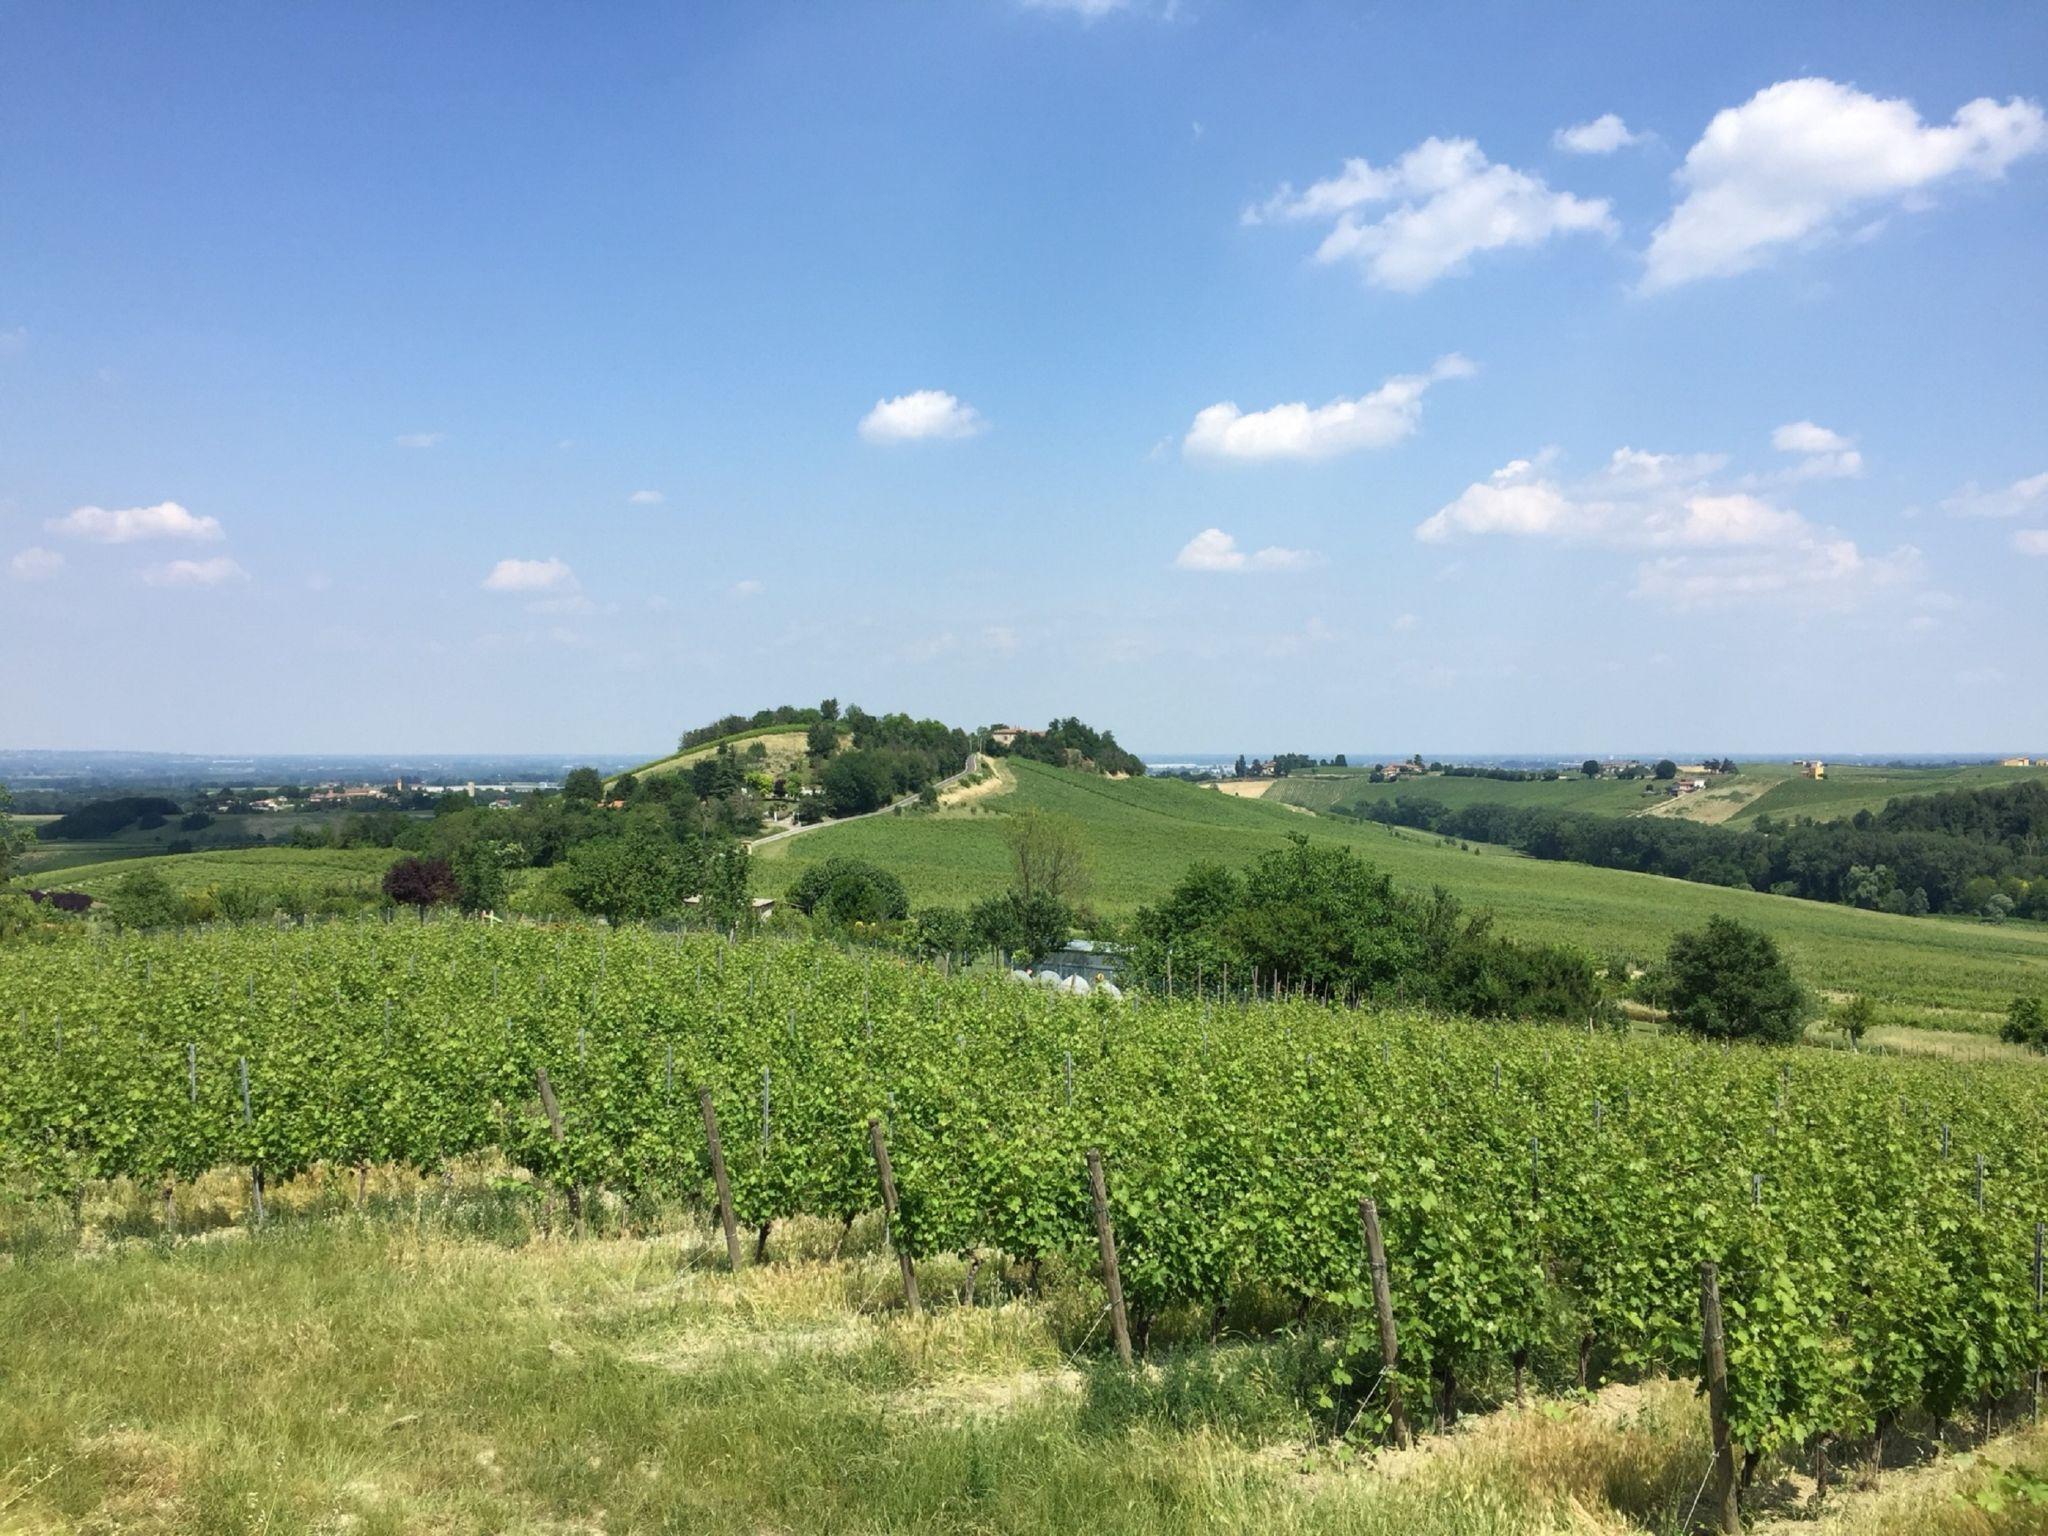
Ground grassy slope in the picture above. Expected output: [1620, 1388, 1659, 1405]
[14, 846, 398, 899]
[13, 809, 382, 877]
[617, 725, 830, 782]
[1266, 771, 1671, 818]
[1729, 763, 2044, 823]
[7, 1185, 2045, 1536]
[756, 759, 2048, 1022]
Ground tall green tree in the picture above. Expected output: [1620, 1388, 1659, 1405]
[1662, 916, 1808, 1043]
[0, 785, 33, 882]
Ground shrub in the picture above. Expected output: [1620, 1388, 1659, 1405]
[786, 857, 909, 925]
[969, 890, 1072, 964]
[383, 856, 458, 908]
[1663, 916, 1809, 1044]
[103, 869, 187, 931]
[1834, 994, 1878, 1045]
[2003, 996, 2046, 1048]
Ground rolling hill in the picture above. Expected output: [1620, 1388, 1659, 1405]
[755, 758, 2048, 1027]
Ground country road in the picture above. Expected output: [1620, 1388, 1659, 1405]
[748, 753, 979, 850]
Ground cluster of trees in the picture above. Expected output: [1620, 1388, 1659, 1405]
[35, 795, 184, 840]
[1353, 779, 2048, 920]
[676, 701, 833, 753]
[1123, 834, 1607, 1020]
[2003, 996, 2048, 1048]
[987, 718, 1144, 777]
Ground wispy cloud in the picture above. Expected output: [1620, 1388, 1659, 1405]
[731, 578, 766, 598]
[628, 489, 665, 506]
[1173, 528, 1319, 573]
[48, 501, 223, 544]
[1184, 356, 1473, 462]
[2016, 529, 2048, 556]
[1553, 114, 1646, 154]
[482, 557, 574, 593]
[143, 556, 248, 588]
[858, 390, 987, 443]
[1770, 420, 1863, 480]
[1943, 471, 2048, 519]
[1246, 138, 1613, 291]
[395, 431, 446, 448]
[8, 546, 62, 582]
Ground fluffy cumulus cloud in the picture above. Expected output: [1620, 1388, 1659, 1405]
[2016, 529, 2048, 557]
[8, 546, 63, 581]
[48, 500, 223, 544]
[143, 556, 249, 588]
[1245, 138, 1614, 291]
[1771, 420, 1864, 480]
[858, 390, 987, 443]
[1172, 528, 1319, 573]
[1943, 471, 2048, 519]
[1184, 355, 1473, 463]
[481, 557, 574, 593]
[1417, 444, 1918, 610]
[1554, 114, 1645, 155]
[1644, 78, 2048, 290]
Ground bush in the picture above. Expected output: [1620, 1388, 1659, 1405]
[1833, 994, 1878, 1045]
[104, 869, 187, 931]
[969, 890, 1072, 963]
[383, 855, 458, 908]
[821, 751, 892, 816]
[786, 857, 909, 925]
[2003, 996, 2046, 1048]
[1663, 916, 1809, 1043]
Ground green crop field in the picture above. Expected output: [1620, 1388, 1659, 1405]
[1727, 762, 2045, 824]
[757, 760, 2048, 1025]
[12, 809, 378, 877]
[13, 846, 399, 901]
[1265, 771, 1674, 818]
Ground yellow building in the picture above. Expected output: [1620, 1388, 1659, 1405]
[1799, 759, 1826, 780]
[2000, 756, 2034, 767]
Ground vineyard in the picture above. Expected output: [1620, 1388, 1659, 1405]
[5, 920, 2047, 1515]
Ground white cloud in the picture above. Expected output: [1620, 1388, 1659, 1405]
[858, 390, 987, 443]
[395, 431, 446, 448]
[1391, 612, 1419, 632]
[1183, 355, 1473, 463]
[2016, 529, 2048, 556]
[0, 327, 25, 356]
[1771, 420, 1864, 480]
[1246, 138, 1614, 291]
[982, 624, 1021, 657]
[628, 489, 665, 506]
[1417, 442, 1919, 610]
[731, 578, 766, 598]
[1172, 528, 1319, 573]
[1943, 471, 2048, 519]
[48, 500, 223, 544]
[143, 556, 249, 588]
[1644, 78, 2048, 290]
[1554, 114, 1645, 155]
[482, 557, 574, 593]
[1020, 0, 1128, 15]
[8, 546, 62, 581]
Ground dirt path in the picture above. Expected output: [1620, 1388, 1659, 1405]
[748, 754, 977, 849]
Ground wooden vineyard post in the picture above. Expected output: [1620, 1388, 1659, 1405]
[1700, 1261, 1741, 1535]
[1086, 1148, 1134, 1368]
[868, 1118, 920, 1314]
[535, 1066, 582, 1234]
[2035, 1221, 2044, 1423]
[698, 1088, 742, 1270]
[1358, 1197, 1412, 1449]
[238, 1056, 265, 1226]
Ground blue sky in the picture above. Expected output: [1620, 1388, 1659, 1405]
[4, 1, 2045, 757]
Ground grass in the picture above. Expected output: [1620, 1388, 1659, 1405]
[1264, 771, 1685, 819]
[617, 724, 836, 783]
[1730, 763, 2046, 824]
[12, 809, 386, 877]
[5, 1182, 2045, 1536]
[756, 759, 2048, 1025]
[11, 845, 399, 901]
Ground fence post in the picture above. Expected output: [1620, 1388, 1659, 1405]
[2034, 1221, 2044, 1423]
[1086, 1148, 1134, 1367]
[868, 1118, 920, 1314]
[535, 1066, 582, 1233]
[698, 1087, 742, 1270]
[1700, 1261, 1741, 1535]
[238, 1055, 265, 1226]
[1359, 1197, 1412, 1448]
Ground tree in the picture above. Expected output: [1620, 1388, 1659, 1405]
[821, 751, 891, 816]
[0, 785, 33, 883]
[1654, 759, 1678, 781]
[806, 719, 840, 759]
[451, 840, 516, 914]
[104, 868, 187, 931]
[1005, 808, 1091, 905]
[383, 855, 457, 909]
[2002, 995, 2046, 1048]
[970, 890, 1071, 963]
[1333, 753, 1348, 768]
[1582, 759, 1601, 778]
[1663, 916, 1808, 1043]
[557, 828, 688, 922]
[1834, 994, 1877, 1046]
[561, 767, 605, 803]
[787, 857, 909, 925]
[819, 697, 840, 722]
[1234, 754, 1248, 778]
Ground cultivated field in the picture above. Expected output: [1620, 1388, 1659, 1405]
[758, 760, 2048, 1026]
[12, 846, 398, 902]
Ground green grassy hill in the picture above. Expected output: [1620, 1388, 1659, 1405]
[15, 846, 398, 902]
[1726, 762, 2044, 824]
[755, 759, 2048, 1026]
[1265, 770, 1669, 818]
